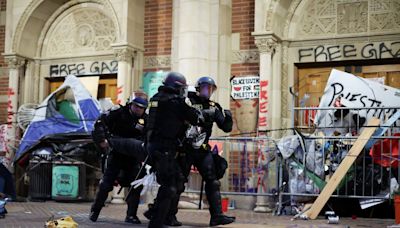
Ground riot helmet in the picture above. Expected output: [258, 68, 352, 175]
[163, 72, 188, 96]
[128, 90, 148, 116]
[195, 76, 217, 99]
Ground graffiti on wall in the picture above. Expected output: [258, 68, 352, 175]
[298, 42, 400, 62]
[258, 80, 269, 130]
[116, 86, 123, 105]
[49, 60, 118, 77]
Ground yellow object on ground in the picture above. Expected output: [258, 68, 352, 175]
[45, 216, 78, 228]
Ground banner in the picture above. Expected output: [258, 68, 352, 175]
[230, 76, 259, 100]
[315, 69, 400, 135]
[142, 71, 165, 98]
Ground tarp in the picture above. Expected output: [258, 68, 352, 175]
[15, 75, 101, 162]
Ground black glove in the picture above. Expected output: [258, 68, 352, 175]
[224, 109, 232, 118]
[202, 107, 216, 122]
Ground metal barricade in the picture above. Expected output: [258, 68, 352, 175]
[185, 137, 279, 200]
[276, 106, 400, 215]
[184, 106, 399, 214]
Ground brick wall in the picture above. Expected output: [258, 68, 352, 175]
[230, 0, 258, 134]
[231, 0, 258, 76]
[0, 0, 7, 124]
[144, 0, 172, 72]
[229, 0, 259, 182]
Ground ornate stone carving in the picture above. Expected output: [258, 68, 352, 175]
[283, 0, 302, 39]
[5, 56, 26, 69]
[295, 0, 400, 37]
[144, 56, 171, 69]
[255, 38, 277, 53]
[337, 1, 368, 34]
[13, 0, 119, 54]
[281, 44, 289, 121]
[43, 8, 116, 57]
[114, 48, 136, 62]
[369, 0, 400, 32]
[298, 0, 336, 36]
[231, 50, 259, 64]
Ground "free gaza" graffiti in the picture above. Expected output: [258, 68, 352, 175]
[49, 60, 118, 77]
[298, 42, 400, 62]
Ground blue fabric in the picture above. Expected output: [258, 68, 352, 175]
[78, 99, 101, 130]
[15, 114, 87, 161]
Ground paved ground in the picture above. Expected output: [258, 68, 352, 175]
[0, 201, 397, 227]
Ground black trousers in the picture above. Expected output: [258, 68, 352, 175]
[91, 137, 146, 218]
[147, 143, 185, 228]
[169, 148, 223, 218]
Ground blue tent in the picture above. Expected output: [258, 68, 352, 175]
[15, 75, 101, 162]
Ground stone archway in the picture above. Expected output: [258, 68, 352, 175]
[11, 0, 120, 58]
[39, 3, 118, 59]
[261, 0, 400, 128]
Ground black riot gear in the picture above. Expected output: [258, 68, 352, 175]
[89, 104, 147, 224]
[195, 76, 218, 99]
[168, 85, 235, 226]
[195, 76, 217, 90]
[162, 72, 188, 96]
[147, 79, 202, 228]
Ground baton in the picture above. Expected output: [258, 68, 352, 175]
[124, 155, 149, 201]
[198, 178, 204, 210]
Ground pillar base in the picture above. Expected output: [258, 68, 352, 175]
[111, 186, 125, 204]
[254, 204, 273, 213]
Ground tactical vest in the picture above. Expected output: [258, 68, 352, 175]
[147, 92, 185, 145]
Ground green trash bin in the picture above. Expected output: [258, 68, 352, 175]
[52, 165, 79, 199]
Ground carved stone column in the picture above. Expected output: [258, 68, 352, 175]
[33, 60, 41, 103]
[111, 46, 136, 204]
[253, 37, 277, 213]
[271, 44, 282, 137]
[113, 45, 136, 105]
[4, 55, 26, 170]
[255, 37, 277, 132]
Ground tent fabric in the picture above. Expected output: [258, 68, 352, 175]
[15, 75, 101, 162]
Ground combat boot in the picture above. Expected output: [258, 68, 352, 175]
[125, 215, 141, 224]
[89, 209, 100, 222]
[209, 214, 235, 226]
[164, 215, 182, 226]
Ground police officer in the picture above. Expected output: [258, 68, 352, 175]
[146, 72, 203, 228]
[89, 92, 148, 224]
[169, 76, 235, 226]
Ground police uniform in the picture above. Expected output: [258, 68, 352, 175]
[90, 105, 147, 224]
[169, 91, 235, 226]
[146, 86, 201, 228]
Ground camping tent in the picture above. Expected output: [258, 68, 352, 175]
[15, 75, 101, 163]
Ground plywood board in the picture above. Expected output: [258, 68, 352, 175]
[306, 118, 380, 219]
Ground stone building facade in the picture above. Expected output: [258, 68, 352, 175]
[0, 1, 398, 203]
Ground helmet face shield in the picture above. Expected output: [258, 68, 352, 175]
[179, 85, 188, 97]
[199, 84, 215, 99]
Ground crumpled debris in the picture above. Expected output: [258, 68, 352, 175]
[45, 216, 78, 228]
